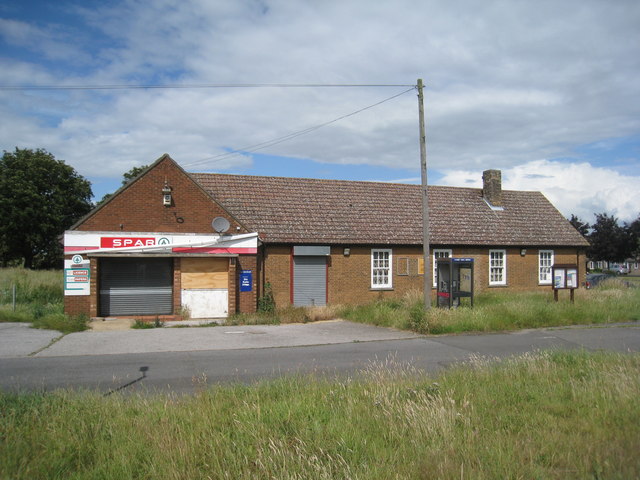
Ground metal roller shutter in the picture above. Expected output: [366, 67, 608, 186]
[100, 258, 173, 316]
[293, 256, 327, 306]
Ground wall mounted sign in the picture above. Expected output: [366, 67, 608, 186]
[240, 270, 253, 292]
[64, 231, 258, 255]
[64, 256, 90, 296]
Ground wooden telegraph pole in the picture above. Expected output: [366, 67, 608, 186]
[417, 79, 431, 310]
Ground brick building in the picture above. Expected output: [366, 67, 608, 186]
[64, 154, 589, 320]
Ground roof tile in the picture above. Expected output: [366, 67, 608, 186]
[190, 173, 589, 247]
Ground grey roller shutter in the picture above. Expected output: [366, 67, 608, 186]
[293, 256, 326, 306]
[100, 258, 173, 316]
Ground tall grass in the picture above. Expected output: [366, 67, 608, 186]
[340, 281, 640, 334]
[229, 304, 342, 326]
[1, 351, 638, 479]
[0, 268, 88, 333]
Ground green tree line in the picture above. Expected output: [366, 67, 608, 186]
[0, 148, 93, 269]
[570, 213, 640, 263]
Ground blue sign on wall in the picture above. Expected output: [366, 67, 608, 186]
[240, 270, 252, 292]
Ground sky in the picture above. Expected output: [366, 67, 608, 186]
[1, 0, 639, 224]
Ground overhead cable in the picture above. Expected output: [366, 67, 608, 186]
[182, 86, 416, 169]
[0, 83, 415, 91]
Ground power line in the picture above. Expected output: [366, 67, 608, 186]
[0, 83, 415, 91]
[182, 86, 416, 169]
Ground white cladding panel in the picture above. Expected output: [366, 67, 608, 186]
[181, 290, 228, 318]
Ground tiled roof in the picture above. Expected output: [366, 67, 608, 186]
[191, 173, 589, 247]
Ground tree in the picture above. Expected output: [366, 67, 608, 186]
[587, 213, 631, 263]
[624, 214, 640, 258]
[0, 148, 93, 268]
[97, 164, 149, 205]
[568, 214, 590, 237]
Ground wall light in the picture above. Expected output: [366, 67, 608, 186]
[520, 248, 527, 256]
[343, 248, 350, 256]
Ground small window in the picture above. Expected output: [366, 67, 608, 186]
[371, 249, 392, 289]
[433, 249, 452, 287]
[489, 250, 506, 286]
[539, 250, 554, 284]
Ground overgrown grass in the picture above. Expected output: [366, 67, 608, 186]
[340, 281, 640, 334]
[1, 350, 638, 479]
[229, 304, 342, 326]
[131, 318, 165, 329]
[0, 268, 88, 333]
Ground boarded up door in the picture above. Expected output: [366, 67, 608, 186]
[181, 258, 229, 318]
[293, 256, 327, 306]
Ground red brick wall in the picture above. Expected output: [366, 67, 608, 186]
[66, 156, 256, 320]
[173, 257, 182, 317]
[263, 245, 292, 308]
[77, 156, 246, 234]
[262, 244, 586, 306]
[63, 256, 97, 316]
[63, 291, 91, 316]
[236, 255, 258, 313]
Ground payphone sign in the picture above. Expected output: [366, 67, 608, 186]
[240, 270, 252, 292]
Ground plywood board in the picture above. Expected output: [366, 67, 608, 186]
[181, 258, 228, 289]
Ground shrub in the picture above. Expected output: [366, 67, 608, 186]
[32, 313, 89, 334]
[257, 282, 276, 313]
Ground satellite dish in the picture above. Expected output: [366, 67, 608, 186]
[212, 216, 231, 233]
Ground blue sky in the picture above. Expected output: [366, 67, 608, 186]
[1, 0, 639, 223]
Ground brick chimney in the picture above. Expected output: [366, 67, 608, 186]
[482, 169, 502, 207]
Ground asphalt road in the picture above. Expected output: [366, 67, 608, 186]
[0, 321, 638, 395]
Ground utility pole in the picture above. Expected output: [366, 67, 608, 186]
[417, 78, 431, 310]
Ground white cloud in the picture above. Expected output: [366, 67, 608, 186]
[0, 0, 639, 216]
[437, 160, 640, 223]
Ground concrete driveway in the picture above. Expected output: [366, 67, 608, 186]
[0, 320, 420, 358]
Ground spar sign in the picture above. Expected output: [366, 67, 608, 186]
[102, 237, 157, 248]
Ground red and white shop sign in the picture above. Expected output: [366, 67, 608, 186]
[100, 237, 156, 248]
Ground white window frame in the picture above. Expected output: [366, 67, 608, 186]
[489, 249, 507, 286]
[538, 250, 554, 285]
[371, 249, 392, 289]
[433, 249, 453, 287]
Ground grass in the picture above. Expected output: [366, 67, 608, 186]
[131, 318, 165, 329]
[229, 304, 342, 326]
[623, 275, 640, 286]
[1, 350, 638, 479]
[2, 267, 638, 335]
[0, 267, 89, 333]
[339, 281, 640, 335]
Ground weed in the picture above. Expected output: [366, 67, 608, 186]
[257, 281, 276, 313]
[131, 320, 155, 329]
